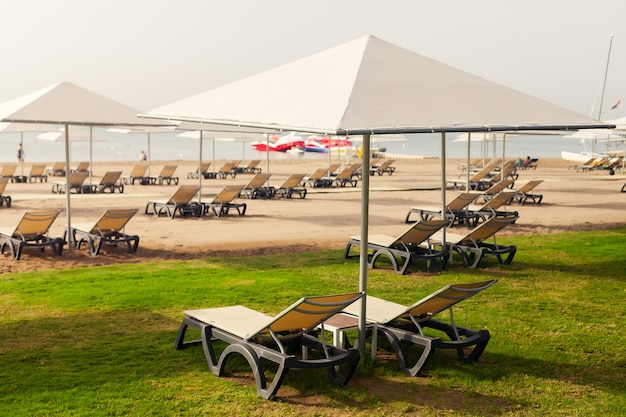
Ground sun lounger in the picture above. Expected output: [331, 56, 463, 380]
[203, 185, 247, 217]
[46, 162, 66, 177]
[510, 180, 543, 205]
[239, 159, 262, 174]
[487, 161, 518, 183]
[0, 210, 64, 260]
[71, 161, 90, 174]
[344, 219, 450, 274]
[342, 280, 497, 376]
[145, 185, 201, 218]
[70, 209, 139, 256]
[304, 168, 333, 188]
[470, 179, 514, 204]
[174, 292, 364, 400]
[153, 165, 179, 185]
[1, 164, 18, 182]
[91, 171, 124, 193]
[275, 174, 307, 198]
[123, 163, 152, 185]
[242, 173, 274, 199]
[369, 159, 396, 176]
[0, 178, 12, 207]
[27, 164, 48, 183]
[466, 191, 519, 223]
[51, 171, 90, 194]
[430, 215, 518, 268]
[518, 157, 538, 170]
[332, 164, 360, 187]
[457, 158, 483, 172]
[447, 162, 495, 191]
[216, 162, 237, 179]
[405, 192, 480, 226]
[187, 162, 211, 179]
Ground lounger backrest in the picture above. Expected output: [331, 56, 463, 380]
[335, 165, 358, 180]
[212, 185, 245, 204]
[218, 163, 233, 173]
[392, 219, 450, 246]
[468, 162, 494, 182]
[249, 292, 364, 338]
[375, 160, 392, 170]
[199, 162, 211, 173]
[478, 191, 517, 211]
[280, 174, 305, 189]
[484, 179, 513, 194]
[69, 171, 89, 186]
[75, 162, 89, 171]
[0, 178, 8, 194]
[159, 165, 177, 177]
[246, 160, 260, 169]
[457, 215, 518, 244]
[446, 192, 478, 212]
[328, 163, 341, 174]
[130, 164, 148, 177]
[247, 173, 271, 189]
[230, 160, 242, 169]
[13, 210, 61, 238]
[400, 279, 498, 322]
[29, 164, 46, 176]
[52, 162, 65, 170]
[90, 209, 138, 233]
[168, 185, 200, 205]
[100, 171, 122, 185]
[309, 168, 327, 180]
[1, 165, 17, 176]
[517, 180, 543, 194]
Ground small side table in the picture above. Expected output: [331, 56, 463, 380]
[321, 313, 377, 360]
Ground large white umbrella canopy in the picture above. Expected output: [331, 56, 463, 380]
[0, 81, 169, 248]
[144, 35, 610, 134]
[142, 34, 614, 356]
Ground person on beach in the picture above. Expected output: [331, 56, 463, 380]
[17, 143, 24, 162]
[140, 150, 147, 161]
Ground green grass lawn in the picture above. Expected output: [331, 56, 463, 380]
[1, 228, 625, 416]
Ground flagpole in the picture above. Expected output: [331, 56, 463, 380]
[598, 34, 614, 120]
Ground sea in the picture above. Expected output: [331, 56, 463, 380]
[0, 129, 617, 164]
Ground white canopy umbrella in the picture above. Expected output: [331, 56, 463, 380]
[142, 34, 613, 356]
[0, 81, 170, 249]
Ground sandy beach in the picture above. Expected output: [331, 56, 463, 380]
[1, 157, 624, 274]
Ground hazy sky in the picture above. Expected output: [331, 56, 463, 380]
[3, 0, 626, 121]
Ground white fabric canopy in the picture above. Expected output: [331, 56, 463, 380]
[144, 35, 611, 134]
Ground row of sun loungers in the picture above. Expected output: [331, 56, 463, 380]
[176, 278, 497, 399]
[406, 180, 543, 226]
[0, 209, 139, 260]
[303, 163, 362, 188]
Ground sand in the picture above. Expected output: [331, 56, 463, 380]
[1, 157, 624, 274]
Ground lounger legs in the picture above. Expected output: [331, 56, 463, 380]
[0, 236, 64, 260]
